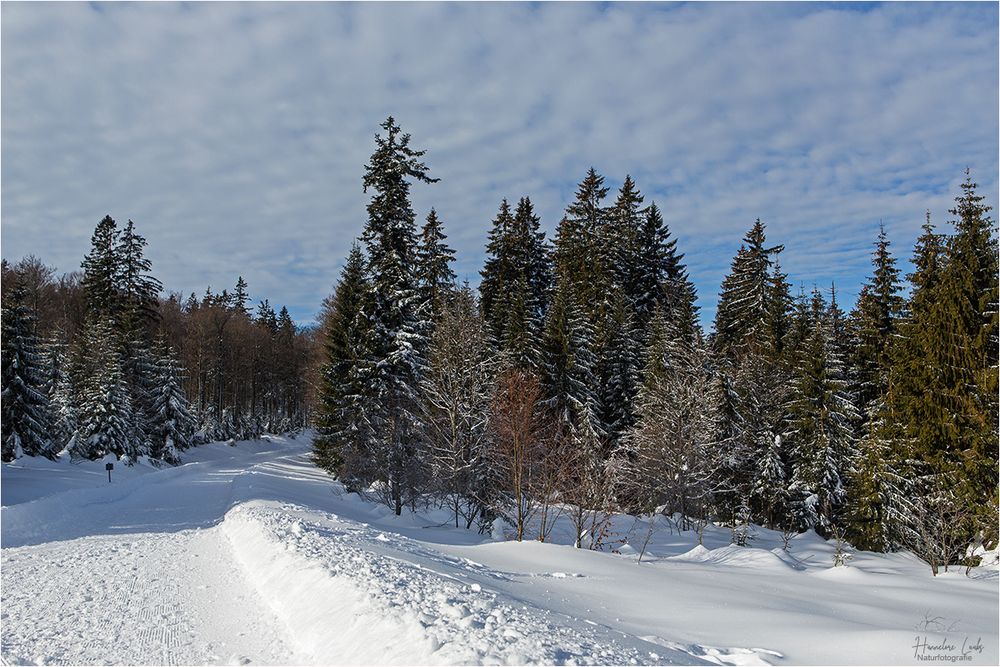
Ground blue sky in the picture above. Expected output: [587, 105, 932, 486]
[2, 1, 997, 327]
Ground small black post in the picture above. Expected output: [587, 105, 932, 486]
[106, 462, 114, 483]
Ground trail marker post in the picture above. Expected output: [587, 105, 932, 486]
[106, 462, 114, 483]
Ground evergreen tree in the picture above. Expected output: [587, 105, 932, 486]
[415, 208, 456, 321]
[942, 173, 998, 534]
[851, 224, 904, 416]
[481, 197, 550, 369]
[554, 168, 610, 318]
[358, 116, 437, 515]
[43, 332, 78, 452]
[607, 175, 645, 308]
[1, 284, 53, 460]
[233, 276, 251, 317]
[72, 319, 139, 461]
[500, 274, 537, 371]
[764, 261, 793, 360]
[148, 338, 196, 463]
[314, 244, 370, 475]
[479, 199, 516, 339]
[540, 280, 600, 443]
[890, 174, 999, 542]
[118, 219, 163, 337]
[714, 219, 784, 359]
[786, 289, 858, 532]
[713, 220, 789, 525]
[594, 287, 641, 445]
[81, 215, 121, 321]
[511, 197, 551, 328]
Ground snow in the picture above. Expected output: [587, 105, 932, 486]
[2, 433, 997, 665]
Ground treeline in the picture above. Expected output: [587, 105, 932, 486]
[1, 217, 313, 464]
[315, 117, 997, 570]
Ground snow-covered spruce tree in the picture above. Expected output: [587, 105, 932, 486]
[845, 409, 913, 552]
[147, 338, 196, 463]
[123, 338, 159, 456]
[632, 202, 690, 337]
[844, 225, 906, 551]
[555, 168, 610, 324]
[539, 278, 600, 445]
[714, 218, 784, 359]
[117, 218, 163, 339]
[47, 347, 79, 453]
[711, 219, 791, 525]
[419, 285, 498, 529]
[764, 261, 793, 359]
[416, 208, 456, 322]
[1, 284, 54, 461]
[72, 318, 140, 462]
[606, 175, 645, 310]
[314, 243, 371, 478]
[80, 215, 122, 322]
[500, 274, 537, 371]
[510, 197, 551, 334]
[41, 331, 78, 453]
[786, 289, 859, 534]
[358, 116, 438, 515]
[594, 286, 641, 445]
[479, 199, 516, 340]
[480, 197, 551, 366]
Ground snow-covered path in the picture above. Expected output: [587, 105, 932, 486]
[1, 440, 311, 665]
[2, 529, 300, 665]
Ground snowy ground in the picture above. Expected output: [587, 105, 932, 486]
[2, 434, 997, 666]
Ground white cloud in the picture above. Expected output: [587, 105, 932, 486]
[1, 1, 996, 325]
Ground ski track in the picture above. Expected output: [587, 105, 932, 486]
[1, 529, 300, 666]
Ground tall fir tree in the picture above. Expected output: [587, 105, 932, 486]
[118, 219, 163, 338]
[147, 338, 196, 463]
[72, 319, 139, 461]
[540, 279, 600, 443]
[233, 276, 251, 317]
[479, 199, 516, 340]
[81, 215, 122, 322]
[786, 289, 858, 533]
[358, 116, 437, 515]
[1, 284, 53, 460]
[714, 218, 784, 359]
[845, 225, 907, 550]
[43, 332, 78, 452]
[510, 197, 551, 329]
[314, 244, 370, 475]
[415, 208, 456, 322]
[554, 168, 610, 319]
[851, 224, 904, 415]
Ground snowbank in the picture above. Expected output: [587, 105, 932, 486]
[220, 501, 698, 665]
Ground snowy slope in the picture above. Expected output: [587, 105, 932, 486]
[2, 433, 997, 666]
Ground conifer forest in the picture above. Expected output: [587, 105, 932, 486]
[6, 116, 994, 579]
